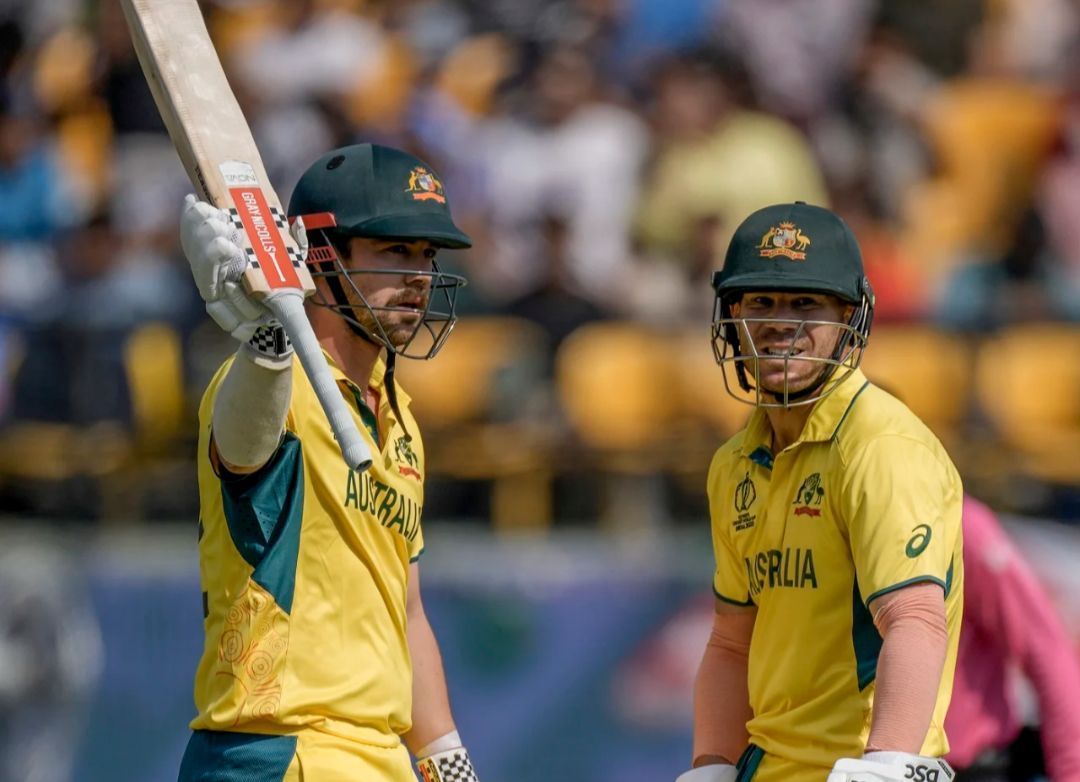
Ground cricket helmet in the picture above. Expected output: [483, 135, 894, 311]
[288, 143, 470, 360]
[711, 202, 875, 407]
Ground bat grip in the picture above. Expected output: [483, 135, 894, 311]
[263, 291, 374, 472]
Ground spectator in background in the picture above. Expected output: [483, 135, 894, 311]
[471, 42, 649, 309]
[0, 101, 72, 243]
[503, 210, 608, 368]
[630, 50, 827, 323]
[946, 496, 1080, 781]
[715, 0, 875, 125]
[935, 206, 1080, 331]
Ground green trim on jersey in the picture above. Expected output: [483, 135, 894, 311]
[179, 730, 296, 781]
[829, 379, 870, 440]
[346, 384, 381, 447]
[714, 583, 755, 607]
[220, 433, 305, 614]
[409, 546, 425, 564]
[864, 574, 947, 609]
[944, 558, 954, 598]
[851, 583, 883, 691]
[735, 744, 766, 781]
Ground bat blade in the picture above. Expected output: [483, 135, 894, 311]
[120, 0, 372, 472]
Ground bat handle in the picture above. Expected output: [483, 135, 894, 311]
[264, 291, 374, 473]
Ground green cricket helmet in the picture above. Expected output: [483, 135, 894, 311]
[711, 202, 875, 408]
[288, 143, 471, 360]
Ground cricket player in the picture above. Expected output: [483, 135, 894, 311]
[678, 202, 964, 782]
[176, 143, 479, 781]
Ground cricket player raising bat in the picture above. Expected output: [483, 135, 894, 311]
[178, 144, 479, 782]
[678, 203, 964, 782]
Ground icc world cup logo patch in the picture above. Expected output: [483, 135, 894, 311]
[733, 472, 757, 531]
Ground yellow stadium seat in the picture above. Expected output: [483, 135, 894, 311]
[975, 324, 1080, 483]
[124, 322, 187, 452]
[394, 316, 554, 530]
[556, 322, 682, 466]
[674, 329, 754, 437]
[858, 325, 973, 442]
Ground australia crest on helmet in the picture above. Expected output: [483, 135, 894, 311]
[758, 221, 811, 260]
[405, 166, 446, 204]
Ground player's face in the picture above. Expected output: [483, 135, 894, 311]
[343, 237, 437, 348]
[730, 291, 852, 395]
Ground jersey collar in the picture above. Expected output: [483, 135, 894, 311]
[739, 368, 870, 459]
[321, 350, 412, 406]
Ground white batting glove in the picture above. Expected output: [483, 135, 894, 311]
[827, 751, 954, 782]
[180, 194, 305, 367]
[675, 764, 738, 782]
[415, 730, 479, 782]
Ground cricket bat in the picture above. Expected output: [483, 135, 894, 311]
[119, 0, 372, 472]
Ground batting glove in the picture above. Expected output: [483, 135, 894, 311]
[675, 764, 738, 782]
[415, 730, 479, 782]
[827, 751, 954, 782]
[180, 194, 306, 367]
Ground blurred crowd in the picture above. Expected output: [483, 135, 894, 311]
[2, 0, 1080, 524]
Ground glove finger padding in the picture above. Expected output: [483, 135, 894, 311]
[827, 753, 954, 782]
[205, 288, 272, 343]
[180, 194, 248, 302]
[289, 215, 309, 259]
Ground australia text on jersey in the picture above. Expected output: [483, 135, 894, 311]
[744, 547, 819, 597]
[343, 468, 421, 542]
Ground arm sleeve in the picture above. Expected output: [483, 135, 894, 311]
[964, 500, 1080, 780]
[841, 435, 962, 605]
[866, 583, 950, 753]
[693, 604, 755, 767]
[212, 348, 293, 471]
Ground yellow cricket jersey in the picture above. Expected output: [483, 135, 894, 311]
[707, 368, 964, 779]
[190, 351, 425, 748]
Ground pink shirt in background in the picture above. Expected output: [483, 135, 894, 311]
[945, 496, 1080, 780]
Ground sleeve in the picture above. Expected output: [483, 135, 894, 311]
[708, 456, 753, 606]
[840, 435, 962, 606]
[408, 431, 426, 562]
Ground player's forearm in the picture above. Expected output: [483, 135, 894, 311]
[403, 608, 456, 754]
[692, 609, 754, 767]
[212, 346, 292, 470]
[866, 584, 948, 753]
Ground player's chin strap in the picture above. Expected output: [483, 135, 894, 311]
[383, 350, 410, 442]
[314, 249, 413, 441]
[415, 730, 480, 782]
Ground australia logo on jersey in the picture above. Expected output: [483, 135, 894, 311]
[733, 472, 757, 531]
[394, 435, 421, 480]
[792, 472, 825, 517]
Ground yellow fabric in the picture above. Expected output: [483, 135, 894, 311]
[707, 369, 964, 775]
[191, 352, 426, 750]
[282, 728, 417, 781]
[635, 111, 828, 261]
